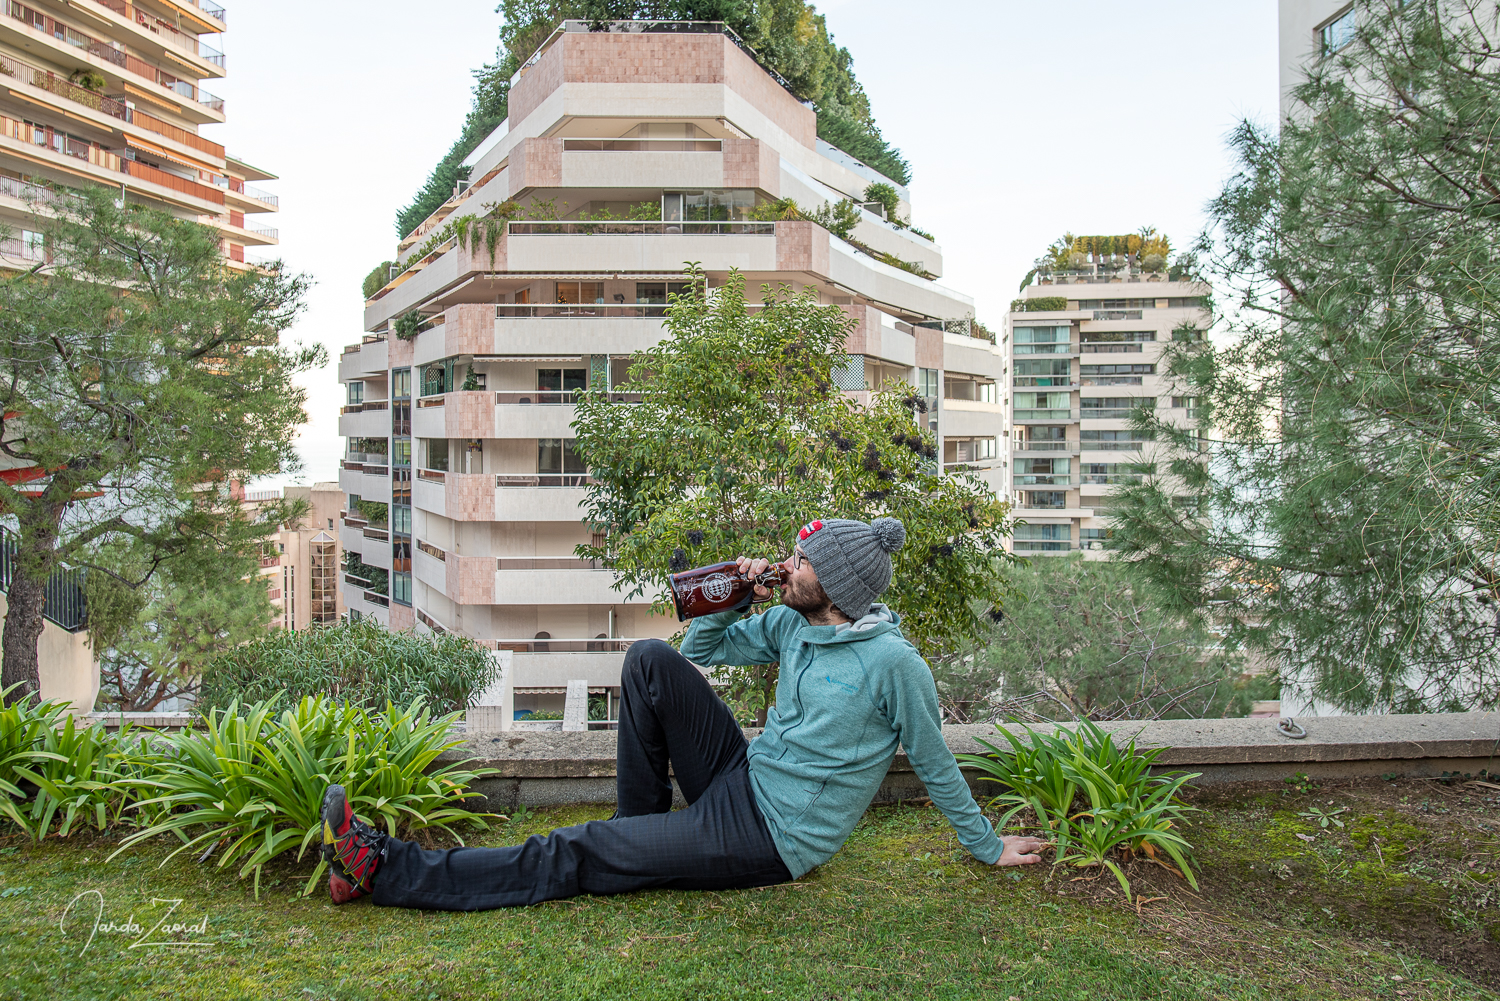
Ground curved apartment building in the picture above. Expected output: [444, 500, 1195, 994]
[338, 21, 1002, 717]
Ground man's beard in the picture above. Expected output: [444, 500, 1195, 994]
[781, 576, 836, 618]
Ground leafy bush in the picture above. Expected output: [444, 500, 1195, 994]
[393, 309, 424, 341]
[958, 720, 1201, 902]
[197, 620, 498, 715]
[362, 261, 393, 298]
[342, 550, 387, 596]
[356, 499, 388, 525]
[1009, 296, 1069, 312]
[862, 182, 900, 221]
[817, 106, 911, 185]
[111, 696, 495, 896]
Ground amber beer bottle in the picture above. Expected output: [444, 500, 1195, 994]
[669, 561, 787, 621]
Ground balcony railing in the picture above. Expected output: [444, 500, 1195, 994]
[417, 469, 445, 483]
[507, 220, 774, 236]
[123, 159, 224, 205]
[246, 224, 278, 240]
[495, 391, 643, 405]
[496, 558, 605, 570]
[362, 527, 389, 541]
[226, 177, 279, 207]
[1014, 476, 1075, 487]
[1081, 474, 1144, 485]
[0, 527, 86, 632]
[1081, 344, 1144, 354]
[87, 0, 225, 65]
[562, 138, 722, 152]
[364, 591, 389, 608]
[340, 400, 388, 414]
[1081, 441, 1147, 451]
[1081, 409, 1152, 420]
[1013, 344, 1076, 355]
[495, 304, 672, 319]
[0, 51, 128, 120]
[496, 474, 596, 488]
[1014, 409, 1079, 420]
[1012, 541, 1074, 552]
[259, 555, 280, 568]
[1013, 442, 1072, 452]
[1093, 310, 1143, 321]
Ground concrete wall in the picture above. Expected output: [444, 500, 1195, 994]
[0, 590, 98, 710]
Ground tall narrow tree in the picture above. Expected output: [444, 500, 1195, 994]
[0, 188, 319, 703]
[1109, 0, 1500, 712]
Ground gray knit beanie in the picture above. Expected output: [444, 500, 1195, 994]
[793, 516, 907, 620]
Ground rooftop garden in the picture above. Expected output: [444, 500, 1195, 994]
[7, 774, 1497, 999]
[1017, 228, 1199, 290]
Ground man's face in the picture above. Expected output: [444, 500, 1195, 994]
[779, 546, 835, 616]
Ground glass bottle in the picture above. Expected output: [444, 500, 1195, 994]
[669, 561, 787, 621]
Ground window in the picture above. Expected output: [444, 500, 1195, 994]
[1015, 360, 1070, 376]
[1081, 364, 1154, 375]
[1080, 330, 1155, 343]
[425, 438, 449, 471]
[1014, 524, 1070, 551]
[1081, 429, 1154, 449]
[1017, 457, 1069, 475]
[21, 230, 44, 262]
[392, 368, 411, 399]
[1013, 326, 1070, 355]
[1015, 392, 1070, 410]
[1171, 397, 1198, 408]
[310, 540, 338, 624]
[663, 189, 756, 222]
[391, 503, 412, 534]
[391, 571, 412, 606]
[1320, 7, 1356, 55]
[944, 377, 996, 403]
[1081, 462, 1152, 485]
[635, 282, 692, 304]
[1168, 298, 1206, 309]
[538, 438, 586, 475]
[947, 438, 997, 463]
[422, 360, 453, 397]
[1082, 397, 1156, 418]
[1076, 299, 1156, 310]
[1021, 491, 1067, 509]
[538, 369, 588, 393]
[391, 439, 411, 466]
[556, 282, 604, 305]
[347, 382, 364, 405]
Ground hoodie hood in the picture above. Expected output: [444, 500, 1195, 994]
[807, 603, 902, 645]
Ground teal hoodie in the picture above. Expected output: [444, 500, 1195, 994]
[682, 603, 1003, 878]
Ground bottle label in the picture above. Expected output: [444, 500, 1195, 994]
[699, 573, 735, 602]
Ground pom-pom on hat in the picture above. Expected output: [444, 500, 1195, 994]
[793, 516, 906, 620]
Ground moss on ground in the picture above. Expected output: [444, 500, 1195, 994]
[0, 778, 1496, 1000]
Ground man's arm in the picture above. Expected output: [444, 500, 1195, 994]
[680, 604, 790, 667]
[884, 651, 1044, 866]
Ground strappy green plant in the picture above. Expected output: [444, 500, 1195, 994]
[959, 719, 1202, 901]
[110, 695, 496, 898]
[0, 688, 71, 837]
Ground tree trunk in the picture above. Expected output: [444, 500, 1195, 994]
[1, 572, 45, 704]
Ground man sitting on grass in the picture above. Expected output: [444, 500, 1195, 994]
[321, 516, 1044, 909]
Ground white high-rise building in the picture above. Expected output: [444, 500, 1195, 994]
[338, 21, 1004, 719]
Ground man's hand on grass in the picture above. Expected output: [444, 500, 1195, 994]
[994, 835, 1048, 866]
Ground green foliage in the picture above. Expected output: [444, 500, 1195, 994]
[932, 556, 1249, 723]
[109, 695, 496, 897]
[862, 182, 899, 221]
[1009, 296, 1069, 313]
[0, 186, 319, 702]
[574, 269, 1014, 714]
[393, 309, 424, 341]
[1108, 2, 1500, 712]
[196, 619, 499, 716]
[957, 719, 1201, 902]
[342, 549, 388, 597]
[88, 549, 277, 712]
[361, 260, 393, 299]
[355, 500, 388, 525]
[399, 1, 908, 237]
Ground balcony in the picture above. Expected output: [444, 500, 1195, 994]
[1013, 409, 1080, 421]
[1080, 344, 1144, 354]
[1081, 474, 1143, 485]
[339, 336, 389, 382]
[1012, 541, 1074, 552]
[505, 220, 777, 275]
[87, 0, 226, 69]
[1014, 476, 1076, 487]
[226, 177, 278, 209]
[337, 401, 390, 438]
[1080, 441, 1148, 451]
[1013, 442, 1075, 452]
[494, 568, 645, 606]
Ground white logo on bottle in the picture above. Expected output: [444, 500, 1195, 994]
[700, 573, 735, 602]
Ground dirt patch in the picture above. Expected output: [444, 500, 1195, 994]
[1032, 775, 1500, 989]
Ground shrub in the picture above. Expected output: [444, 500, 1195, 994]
[362, 260, 393, 298]
[111, 695, 495, 896]
[1010, 296, 1069, 313]
[356, 499, 388, 525]
[958, 720, 1201, 902]
[393, 309, 424, 340]
[863, 182, 900, 221]
[197, 620, 498, 715]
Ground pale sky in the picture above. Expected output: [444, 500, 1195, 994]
[208, 0, 1279, 489]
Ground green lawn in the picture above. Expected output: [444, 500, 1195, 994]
[0, 776, 1496, 1000]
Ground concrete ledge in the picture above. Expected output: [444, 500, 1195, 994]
[441, 712, 1500, 811]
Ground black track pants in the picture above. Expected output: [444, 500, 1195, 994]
[371, 639, 792, 911]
